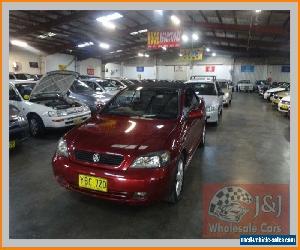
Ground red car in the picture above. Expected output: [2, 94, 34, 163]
[52, 83, 206, 204]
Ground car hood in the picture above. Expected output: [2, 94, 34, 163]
[31, 71, 78, 97]
[267, 87, 286, 93]
[66, 115, 177, 158]
[195, 94, 219, 107]
[221, 88, 230, 94]
[71, 91, 113, 105]
[276, 91, 290, 97]
[281, 95, 290, 102]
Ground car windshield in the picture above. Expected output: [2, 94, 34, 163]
[192, 82, 217, 95]
[9, 74, 15, 80]
[15, 82, 36, 98]
[70, 80, 93, 93]
[97, 80, 118, 89]
[102, 87, 179, 119]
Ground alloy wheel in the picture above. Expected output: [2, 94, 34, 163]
[175, 160, 184, 197]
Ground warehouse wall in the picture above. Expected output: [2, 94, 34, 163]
[110, 54, 289, 83]
[9, 47, 43, 74]
[77, 58, 102, 77]
[44, 53, 76, 72]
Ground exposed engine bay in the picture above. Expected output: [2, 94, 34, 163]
[30, 96, 82, 110]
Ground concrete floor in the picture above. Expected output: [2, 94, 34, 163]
[10, 93, 290, 239]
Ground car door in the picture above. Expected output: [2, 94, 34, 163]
[215, 82, 223, 112]
[9, 85, 23, 111]
[183, 88, 203, 156]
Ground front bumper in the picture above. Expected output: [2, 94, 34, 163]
[206, 110, 218, 123]
[223, 97, 230, 105]
[45, 111, 91, 128]
[52, 155, 176, 205]
[9, 124, 29, 145]
[278, 103, 290, 113]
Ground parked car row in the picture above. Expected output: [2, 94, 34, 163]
[9, 72, 42, 81]
[258, 81, 290, 118]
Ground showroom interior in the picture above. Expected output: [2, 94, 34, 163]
[9, 9, 290, 239]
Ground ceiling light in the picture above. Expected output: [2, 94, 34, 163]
[162, 46, 167, 51]
[192, 33, 199, 41]
[109, 51, 115, 54]
[179, 53, 183, 57]
[48, 32, 56, 37]
[139, 29, 148, 33]
[102, 21, 116, 30]
[206, 47, 210, 52]
[96, 12, 123, 23]
[144, 54, 150, 58]
[11, 40, 28, 48]
[116, 50, 123, 52]
[155, 10, 163, 15]
[130, 31, 139, 35]
[138, 52, 144, 57]
[130, 29, 148, 36]
[212, 52, 216, 56]
[181, 34, 189, 42]
[38, 34, 47, 39]
[255, 10, 262, 13]
[99, 42, 110, 49]
[170, 15, 180, 25]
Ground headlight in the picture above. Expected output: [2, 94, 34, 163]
[48, 110, 68, 117]
[224, 92, 229, 97]
[206, 105, 218, 112]
[131, 151, 170, 168]
[56, 138, 69, 157]
[82, 105, 90, 112]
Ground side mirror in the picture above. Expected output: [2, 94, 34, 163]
[188, 109, 203, 119]
[96, 103, 105, 111]
[23, 95, 30, 100]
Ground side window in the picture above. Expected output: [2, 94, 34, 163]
[215, 83, 222, 95]
[9, 87, 21, 101]
[184, 89, 199, 110]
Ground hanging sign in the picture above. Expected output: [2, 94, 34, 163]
[87, 68, 95, 75]
[205, 65, 215, 72]
[181, 48, 204, 61]
[147, 30, 181, 49]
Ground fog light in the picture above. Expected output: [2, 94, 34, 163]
[133, 192, 147, 200]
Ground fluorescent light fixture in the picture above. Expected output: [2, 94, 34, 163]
[130, 29, 148, 36]
[155, 10, 163, 15]
[96, 12, 123, 23]
[77, 42, 94, 48]
[179, 53, 183, 57]
[48, 32, 56, 37]
[116, 50, 123, 52]
[38, 34, 47, 39]
[170, 15, 180, 25]
[255, 10, 262, 13]
[181, 34, 189, 42]
[99, 42, 110, 49]
[206, 47, 210, 52]
[212, 52, 216, 56]
[11, 40, 28, 48]
[144, 54, 150, 58]
[102, 21, 116, 30]
[138, 53, 144, 57]
[162, 46, 167, 51]
[192, 33, 199, 41]
[109, 51, 115, 54]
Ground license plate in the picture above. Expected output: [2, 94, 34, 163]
[73, 118, 82, 125]
[9, 140, 16, 149]
[281, 104, 289, 110]
[78, 174, 108, 192]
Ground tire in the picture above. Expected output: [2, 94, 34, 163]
[168, 156, 185, 203]
[199, 124, 206, 147]
[29, 114, 45, 137]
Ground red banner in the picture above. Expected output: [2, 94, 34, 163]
[205, 65, 215, 72]
[148, 31, 181, 49]
[87, 68, 94, 75]
[202, 183, 289, 238]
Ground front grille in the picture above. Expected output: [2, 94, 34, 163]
[75, 150, 124, 165]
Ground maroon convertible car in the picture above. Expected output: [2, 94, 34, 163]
[52, 83, 206, 204]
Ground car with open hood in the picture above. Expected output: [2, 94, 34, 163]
[9, 78, 91, 137]
[52, 83, 206, 204]
[186, 76, 223, 124]
[216, 79, 233, 107]
[264, 82, 289, 100]
[237, 80, 254, 92]
[9, 103, 29, 149]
